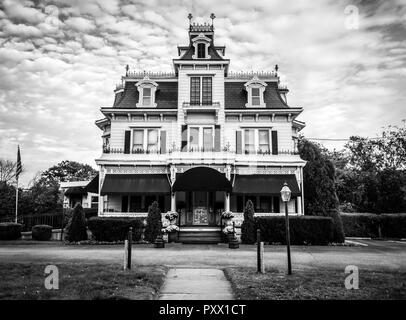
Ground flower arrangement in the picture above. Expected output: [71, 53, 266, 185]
[165, 211, 179, 221]
[162, 224, 180, 233]
[222, 225, 235, 235]
[221, 211, 234, 219]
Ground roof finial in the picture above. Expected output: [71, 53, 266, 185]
[275, 64, 279, 76]
[188, 13, 193, 31]
[210, 13, 216, 29]
[125, 64, 129, 76]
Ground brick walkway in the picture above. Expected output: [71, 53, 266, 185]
[159, 268, 234, 300]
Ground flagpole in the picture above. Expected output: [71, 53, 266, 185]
[15, 177, 18, 223]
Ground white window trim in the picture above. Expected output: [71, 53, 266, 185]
[187, 125, 215, 151]
[242, 128, 272, 154]
[244, 76, 267, 108]
[191, 33, 211, 59]
[131, 128, 161, 153]
[135, 76, 158, 108]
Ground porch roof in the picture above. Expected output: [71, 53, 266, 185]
[233, 174, 301, 196]
[173, 167, 232, 192]
[101, 174, 170, 195]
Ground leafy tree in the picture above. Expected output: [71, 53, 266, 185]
[66, 203, 87, 242]
[0, 158, 23, 184]
[39, 160, 97, 186]
[298, 137, 339, 215]
[144, 201, 162, 243]
[241, 200, 256, 244]
[0, 182, 16, 217]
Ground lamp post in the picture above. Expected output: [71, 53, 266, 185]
[280, 182, 292, 275]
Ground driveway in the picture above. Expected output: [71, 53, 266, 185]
[0, 240, 405, 272]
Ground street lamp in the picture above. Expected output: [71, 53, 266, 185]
[280, 182, 292, 275]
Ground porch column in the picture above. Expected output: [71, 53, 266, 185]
[171, 192, 176, 212]
[98, 167, 104, 216]
[225, 192, 230, 212]
[297, 196, 303, 215]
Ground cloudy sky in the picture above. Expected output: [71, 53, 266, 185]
[0, 0, 405, 186]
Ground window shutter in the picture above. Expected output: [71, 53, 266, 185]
[121, 195, 128, 212]
[214, 125, 221, 151]
[271, 130, 278, 155]
[160, 130, 166, 154]
[181, 125, 188, 152]
[124, 130, 131, 154]
[236, 130, 242, 154]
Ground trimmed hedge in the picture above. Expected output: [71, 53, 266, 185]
[32, 225, 52, 241]
[87, 217, 144, 242]
[341, 213, 406, 238]
[255, 216, 334, 245]
[0, 222, 22, 240]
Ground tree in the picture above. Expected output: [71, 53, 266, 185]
[241, 200, 256, 244]
[0, 158, 23, 184]
[39, 160, 97, 186]
[0, 182, 16, 217]
[144, 201, 162, 243]
[346, 122, 406, 171]
[66, 203, 87, 242]
[298, 137, 339, 215]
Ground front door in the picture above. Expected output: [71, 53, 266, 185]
[193, 191, 208, 225]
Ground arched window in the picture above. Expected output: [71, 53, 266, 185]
[197, 43, 206, 58]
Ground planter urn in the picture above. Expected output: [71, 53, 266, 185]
[154, 235, 165, 248]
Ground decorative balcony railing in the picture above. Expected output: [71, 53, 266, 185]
[103, 146, 299, 155]
[227, 71, 278, 79]
[182, 102, 220, 108]
[125, 71, 177, 79]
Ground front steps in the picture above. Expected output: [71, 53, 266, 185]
[177, 226, 223, 244]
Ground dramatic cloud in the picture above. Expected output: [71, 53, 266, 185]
[0, 0, 405, 186]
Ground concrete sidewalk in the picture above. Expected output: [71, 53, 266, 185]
[159, 268, 234, 300]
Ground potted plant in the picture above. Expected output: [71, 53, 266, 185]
[221, 211, 234, 220]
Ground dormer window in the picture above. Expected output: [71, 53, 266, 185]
[244, 76, 267, 108]
[191, 33, 211, 59]
[197, 43, 205, 58]
[136, 76, 158, 108]
[142, 88, 152, 106]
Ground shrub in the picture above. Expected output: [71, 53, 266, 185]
[341, 213, 406, 238]
[32, 225, 52, 241]
[241, 200, 256, 244]
[87, 217, 143, 242]
[255, 216, 334, 245]
[340, 213, 381, 237]
[327, 209, 345, 243]
[0, 222, 22, 240]
[144, 201, 162, 243]
[66, 204, 87, 242]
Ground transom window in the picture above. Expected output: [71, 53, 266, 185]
[190, 76, 212, 105]
[188, 126, 214, 151]
[243, 128, 271, 154]
[132, 128, 160, 153]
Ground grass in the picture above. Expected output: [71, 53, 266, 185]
[224, 267, 406, 300]
[0, 262, 167, 300]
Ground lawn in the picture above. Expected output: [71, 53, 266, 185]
[0, 262, 167, 300]
[224, 267, 406, 300]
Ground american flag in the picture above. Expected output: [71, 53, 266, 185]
[16, 145, 22, 180]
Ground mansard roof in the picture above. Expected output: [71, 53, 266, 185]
[224, 81, 290, 109]
[178, 43, 225, 60]
[113, 81, 178, 109]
